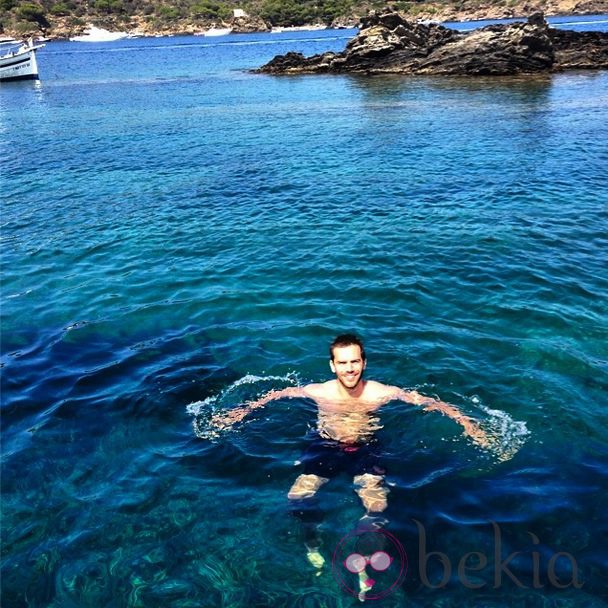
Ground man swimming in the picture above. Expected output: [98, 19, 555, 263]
[209, 334, 492, 585]
[210, 333, 490, 514]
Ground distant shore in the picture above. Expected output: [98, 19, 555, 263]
[3, 0, 607, 40]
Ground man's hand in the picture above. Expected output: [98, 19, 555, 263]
[208, 405, 252, 432]
[457, 416, 491, 449]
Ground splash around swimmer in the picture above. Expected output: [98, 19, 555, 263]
[210, 333, 491, 514]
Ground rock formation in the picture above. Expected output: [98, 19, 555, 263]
[230, 14, 271, 34]
[257, 11, 608, 75]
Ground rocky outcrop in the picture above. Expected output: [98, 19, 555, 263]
[257, 10, 608, 75]
[230, 15, 271, 33]
[400, 0, 608, 24]
[550, 28, 608, 69]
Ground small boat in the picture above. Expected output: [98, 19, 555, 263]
[0, 37, 45, 82]
[70, 25, 128, 42]
[271, 24, 328, 33]
[202, 27, 233, 36]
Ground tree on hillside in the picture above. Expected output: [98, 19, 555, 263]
[15, 2, 50, 29]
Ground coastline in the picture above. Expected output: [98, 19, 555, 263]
[3, 0, 607, 40]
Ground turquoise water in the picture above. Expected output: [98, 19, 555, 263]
[1, 19, 608, 607]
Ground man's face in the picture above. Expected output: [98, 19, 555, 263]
[330, 344, 366, 390]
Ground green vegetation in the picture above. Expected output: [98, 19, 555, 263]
[0, 0, 240, 33]
[9, 1, 50, 30]
[0, 0, 549, 37]
[191, 0, 232, 20]
[0, 0, 401, 36]
[259, 0, 353, 27]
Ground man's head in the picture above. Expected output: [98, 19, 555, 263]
[329, 334, 366, 362]
[329, 334, 367, 391]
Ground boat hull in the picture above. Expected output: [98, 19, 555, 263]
[0, 46, 40, 81]
[203, 28, 232, 36]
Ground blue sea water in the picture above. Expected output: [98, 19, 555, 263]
[1, 16, 608, 607]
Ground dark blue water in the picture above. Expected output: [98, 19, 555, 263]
[1, 17, 607, 607]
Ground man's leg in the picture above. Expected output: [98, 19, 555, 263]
[288, 474, 329, 573]
[353, 473, 389, 513]
[352, 473, 390, 600]
[288, 474, 329, 500]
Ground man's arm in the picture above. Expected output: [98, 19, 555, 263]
[208, 386, 307, 431]
[392, 388, 491, 449]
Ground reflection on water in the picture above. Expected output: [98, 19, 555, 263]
[347, 72, 554, 99]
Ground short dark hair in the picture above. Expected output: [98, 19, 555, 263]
[329, 334, 366, 361]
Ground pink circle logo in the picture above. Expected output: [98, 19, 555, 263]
[332, 528, 408, 600]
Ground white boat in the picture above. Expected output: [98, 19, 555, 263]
[202, 27, 233, 36]
[0, 38, 45, 82]
[70, 25, 128, 42]
[271, 24, 328, 33]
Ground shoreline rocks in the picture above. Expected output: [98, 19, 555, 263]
[394, 0, 608, 24]
[230, 15, 271, 34]
[4, 0, 606, 40]
[257, 11, 608, 75]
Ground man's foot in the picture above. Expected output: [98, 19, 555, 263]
[306, 548, 325, 575]
[358, 568, 374, 601]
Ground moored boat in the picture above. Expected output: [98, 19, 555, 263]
[0, 38, 45, 82]
[202, 27, 233, 36]
[70, 25, 128, 42]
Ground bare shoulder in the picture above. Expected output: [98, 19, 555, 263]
[363, 380, 401, 401]
[303, 381, 334, 399]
